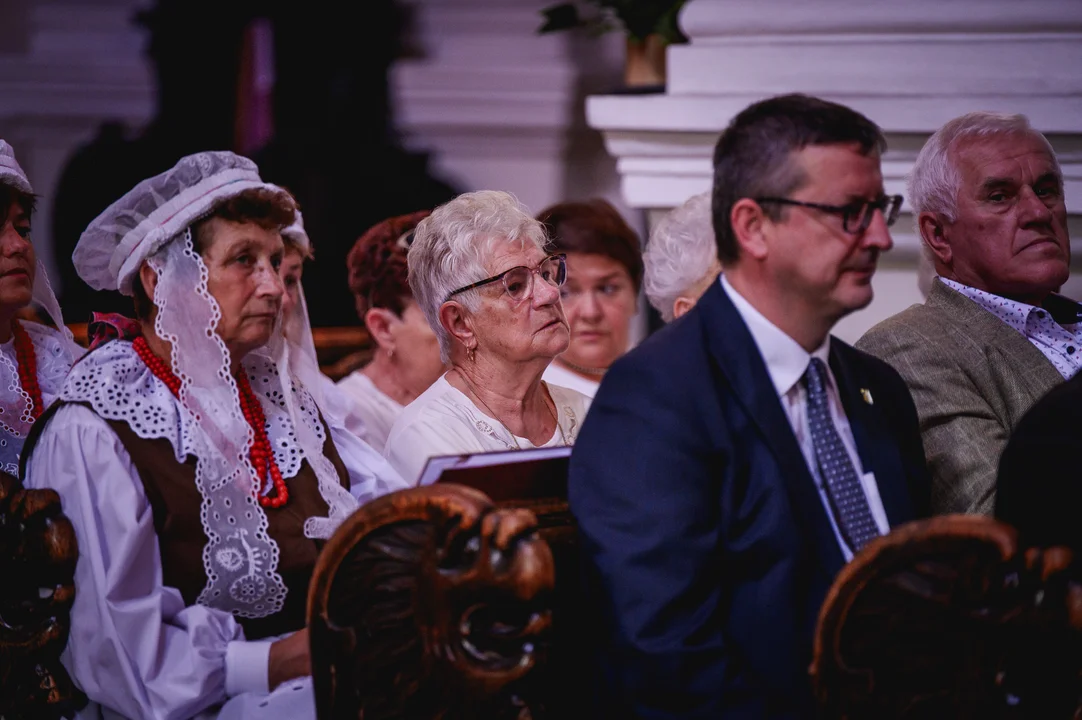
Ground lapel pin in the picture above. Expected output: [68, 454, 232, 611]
[860, 388, 874, 405]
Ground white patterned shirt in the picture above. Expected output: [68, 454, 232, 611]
[940, 277, 1082, 380]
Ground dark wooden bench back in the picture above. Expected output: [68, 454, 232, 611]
[307, 483, 558, 719]
[812, 514, 1082, 719]
[0, 471, 85, 719]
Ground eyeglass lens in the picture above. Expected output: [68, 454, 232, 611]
[846, 196, 901, 233]
[503, 256, 566, 301]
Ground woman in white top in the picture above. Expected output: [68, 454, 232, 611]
[23, 151, 406, 719]
[642, 191, 722, 323]
[0, 141, 81, 474]
[536, 199, 643, 398]
[337, 211, 444, 449]
[384, 190, 592, 483]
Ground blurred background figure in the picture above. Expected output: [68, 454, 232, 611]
[277, 208, 375, 444]
[537, 198, 643, 398]
[340, 210, 444, 450]
[51, 0, 460, 326]
[643, 191, 722, 323]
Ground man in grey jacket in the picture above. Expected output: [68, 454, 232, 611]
[857, 111, 1072, 516]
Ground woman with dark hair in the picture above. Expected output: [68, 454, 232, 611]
[0, 141, 81, 474]
[339, 211, 444, 450]
[537, 198, 643, 398]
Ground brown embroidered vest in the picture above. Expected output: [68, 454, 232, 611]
[95, 403, 350, 640]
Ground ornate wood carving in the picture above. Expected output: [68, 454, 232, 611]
[812, 514, 1082, 719]
[308, 483, 556, 720]
[0, 470, 86, 719]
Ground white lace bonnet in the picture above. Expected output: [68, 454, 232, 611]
[74, 151, 279, 296]
[0, 141, 33, 194]
[69, 151, 355, 618]
[281, 208, 309, 253]
[0, 140, 79, 357]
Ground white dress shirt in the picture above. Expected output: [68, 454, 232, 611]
[940, 277, 1082, 380]
[721, 276, 890, 560]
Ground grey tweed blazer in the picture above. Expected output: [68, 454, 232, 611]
[855, 278, 1064, 516]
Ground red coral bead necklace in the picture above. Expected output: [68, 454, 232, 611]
[133, 336, 288, 508]
[12, 321, 43, 422]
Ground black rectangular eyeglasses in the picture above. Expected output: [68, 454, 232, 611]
[755, 194, 903, 234]
[446, 253, 567, 302]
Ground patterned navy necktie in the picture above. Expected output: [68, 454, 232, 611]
[804, 357, 881, 553]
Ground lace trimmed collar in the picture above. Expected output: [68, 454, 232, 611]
[59, 339, 325, 481]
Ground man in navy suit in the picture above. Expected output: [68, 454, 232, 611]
[568, 94, 932, 718]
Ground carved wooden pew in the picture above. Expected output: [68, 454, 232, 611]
[0, 471, 85, 720]
[307, 484, 558, 719]
[811, 515, 1082, 719]
[312, 488, 1082, 720]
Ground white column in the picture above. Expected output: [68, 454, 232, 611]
[393, 0, 651, 342]
[586, 0, 1082, 342]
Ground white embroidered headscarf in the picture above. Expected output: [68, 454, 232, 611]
[72, 151, 356, 619]
[277, 208, 325, 410]
[0, 140, 80, 469]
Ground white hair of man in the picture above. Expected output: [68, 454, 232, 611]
[408, 190, 550, 362]
[643, 191, 716, 322]
[908, 111, 1061, 225]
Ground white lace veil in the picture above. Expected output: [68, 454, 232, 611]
[74, 152, 356, 618]
[278, 210, 325, 410]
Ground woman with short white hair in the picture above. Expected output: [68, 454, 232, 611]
[384, 190, 592, 483]
[643, 191, 722, 323]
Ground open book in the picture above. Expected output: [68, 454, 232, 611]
[417, 445, 572, 503]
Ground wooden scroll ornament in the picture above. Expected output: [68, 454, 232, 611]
[811, 514, 1082, 719]
[0, 471, 85, 719]
[307, 483, 556, 720]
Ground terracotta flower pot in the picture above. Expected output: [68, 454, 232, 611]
[624, 34, 667, 88]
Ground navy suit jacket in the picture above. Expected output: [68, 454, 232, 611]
[568, 280, 931, 718]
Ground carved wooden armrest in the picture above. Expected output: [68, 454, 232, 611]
[0, 471, 86, 720]
[811, 514, 1082, 719]
[308, 483, 556, 720]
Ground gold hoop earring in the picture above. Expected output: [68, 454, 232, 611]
[466, 346, 476, 363]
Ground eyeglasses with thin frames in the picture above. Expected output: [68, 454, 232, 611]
[446, 253, 567, 302]
[755, 194, 903, 234]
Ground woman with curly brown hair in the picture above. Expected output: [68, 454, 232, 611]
[340, 211, 445, 450]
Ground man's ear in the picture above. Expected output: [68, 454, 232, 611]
[919, 211, 952, 266]
[730, 198, 769, 261]
[438, 301, 477, 353]
[364, 307, 399, 352]
[672, 296, 696, 320]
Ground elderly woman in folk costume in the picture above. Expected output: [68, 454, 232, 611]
[0, 140, 81, 474]
[383, 190, 592, 483]
[275, 209, 373, 444]
[23, 151, 407, 719]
